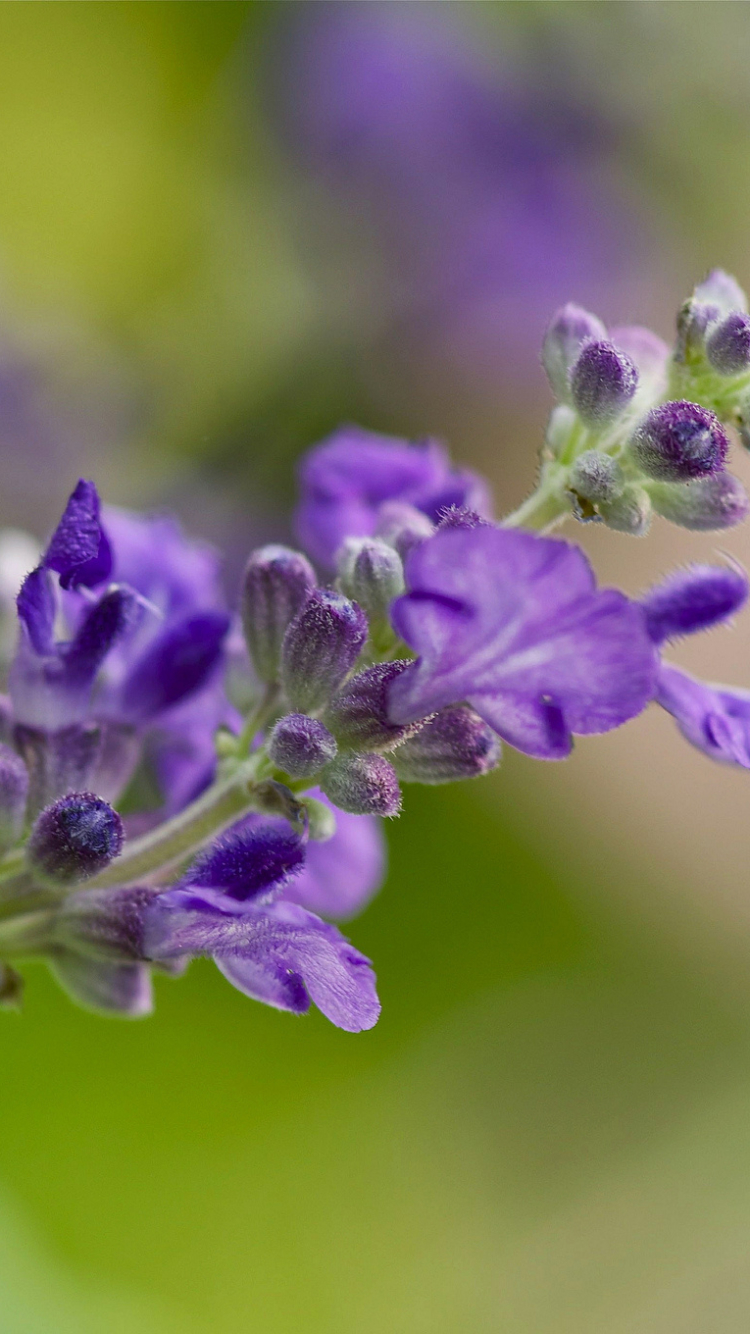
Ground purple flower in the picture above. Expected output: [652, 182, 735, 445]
[640, 564, 748, 646]
[283, 789, 385, 921]
[656, 664, 750, 768]
[388, 527, 658, 759]
[295, 425, 491, 567]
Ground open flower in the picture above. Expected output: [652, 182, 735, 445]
[388, 526, 658, 759]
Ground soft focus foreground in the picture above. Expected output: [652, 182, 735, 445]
[5, 5, 750, 1333]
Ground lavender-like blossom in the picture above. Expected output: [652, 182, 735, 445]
[0, 271, 749, 1031]
[295, 426, 490, 567]
[388, 526, 657, 759]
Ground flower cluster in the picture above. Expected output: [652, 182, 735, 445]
[0, 271, 749, 1029]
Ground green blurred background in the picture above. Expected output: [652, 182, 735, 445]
[5, 4, 750, 1331]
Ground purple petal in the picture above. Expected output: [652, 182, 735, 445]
[283, 788, 386, 919]
[17, 567, 55, 655]
[295, 425, 491, 566]
[183, 813, 306, 904]
[62, 587, 137, 688]
[389, 527, 657, 757]
[44, 480, 112, 590]
[641, 564, 748, 646]
[656, 663, 750, 767]
[118, 611, 230, 724]
[145, 897, 380, 1031]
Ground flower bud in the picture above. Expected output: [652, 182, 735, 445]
[281, 589, 368, 714]
[706, 313, 750, 375]
[0, 743, 28, 850]
[640, 564, 748, 646]
[320, 752, 401, 816]
[241, 545, 316, 683]
[268, 713, 338, 778]
[336, 537, 404, 623]
[675, 299, 719, 363]
[391, 706, 500, 784]
[541, 304, 607, 401]
[649, 471, 750, 531]
[27, 792, 124, 886]
[324, 661, 424, 753]
[375, 501, 434, 557]
[598, 485, 652, 536]
[568, 451, 624, 505]
[694, 268, 748, 314]
[545, 404, 578, 458]
[435, 506, 490, 532]
[54, 886, 157, 961]
[570, 341, 638, 426]
[630, 401, 728, 482]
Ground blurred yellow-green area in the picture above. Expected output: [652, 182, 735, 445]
[6, 3, 750, 1331]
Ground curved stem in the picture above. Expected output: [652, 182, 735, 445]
[503, 482, 569, 532]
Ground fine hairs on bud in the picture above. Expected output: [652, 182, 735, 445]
[570, 340, 638, 426]
[324, 661, 424, 753]
[336, 537, 405, 623]
[706, 313, 750, 376]
[568, 451, 624, 506]
[630, 402, 729, 483]
[598, 485, 652, 536]
[242, 545, 316, 683]
[541, 304, 607, 401]
[27, 792, 124, 886]
[648, 472, 750, 531]
[268, 713, 338, 779]
[281, 589, 368, 714]
[320, 752, 401, 817]
[392, 706, 500, 784]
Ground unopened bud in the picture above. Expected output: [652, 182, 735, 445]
[268, 713, 338, 779]
[392, 706, 500, 784]
[706, 313, 750, 375]
[630, 401, 728, 482]
[649, 471, 750, 531]
[541, 304, 607, 401]
[570, 340, 638, 426]
[281, 589, 368, 714]
[337, 537, 404, 623]
[241, 545, 316, 683]
[694, 268, 748, 315]
[598, 485, 652, 536]
[545, 404, 577, 459]
[568, 451, 624, 505]
[320, 752, 401, 816]
[324, 661, 424, 753]
[640, 564, 748, 646]
[0, 744, 28, 850]
[675, 298, 719, 363]
[375, 502, 434, 558]
[435, 506, 490, 531]
[27, 792, 123, 886]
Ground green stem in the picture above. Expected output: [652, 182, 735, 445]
[503, 480, 569, 531]
[236, 683, 279, 758]
[85, 759, 265, 890]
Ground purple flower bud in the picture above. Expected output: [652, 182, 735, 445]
[649, 471, 750, 531]
[375, 501, 434, 557]
[320, 752, 401, 816]
[324, 661, 424, 752]
[54, 886, 157, 961]
[675, 299, 720, 363]
[630, 401, 729, 482]
[183, 813, 306, 904]
[568, 451, 624, 505]
[27, 792, 124, 886]
[598, 485, 652, 536]
[268, 713, 338, 778]
[694, 268, 748, 315]
[392, 705, 500, 784]
[541, 304, 607, 401]
[706, 313, 750, 375]
[435, 506, 490, 531]
[281, 589, 368, 713]
[640, 564, 748, 646]
[570, 340, 638, 426]
[0, 744, 28, 850]
[336, 536, 404, 623]
[242, 545, 316, 683]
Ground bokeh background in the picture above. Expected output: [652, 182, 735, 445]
[5, 3, 750, 1331]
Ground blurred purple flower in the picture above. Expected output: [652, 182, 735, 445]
[273, 2, 647, 373]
